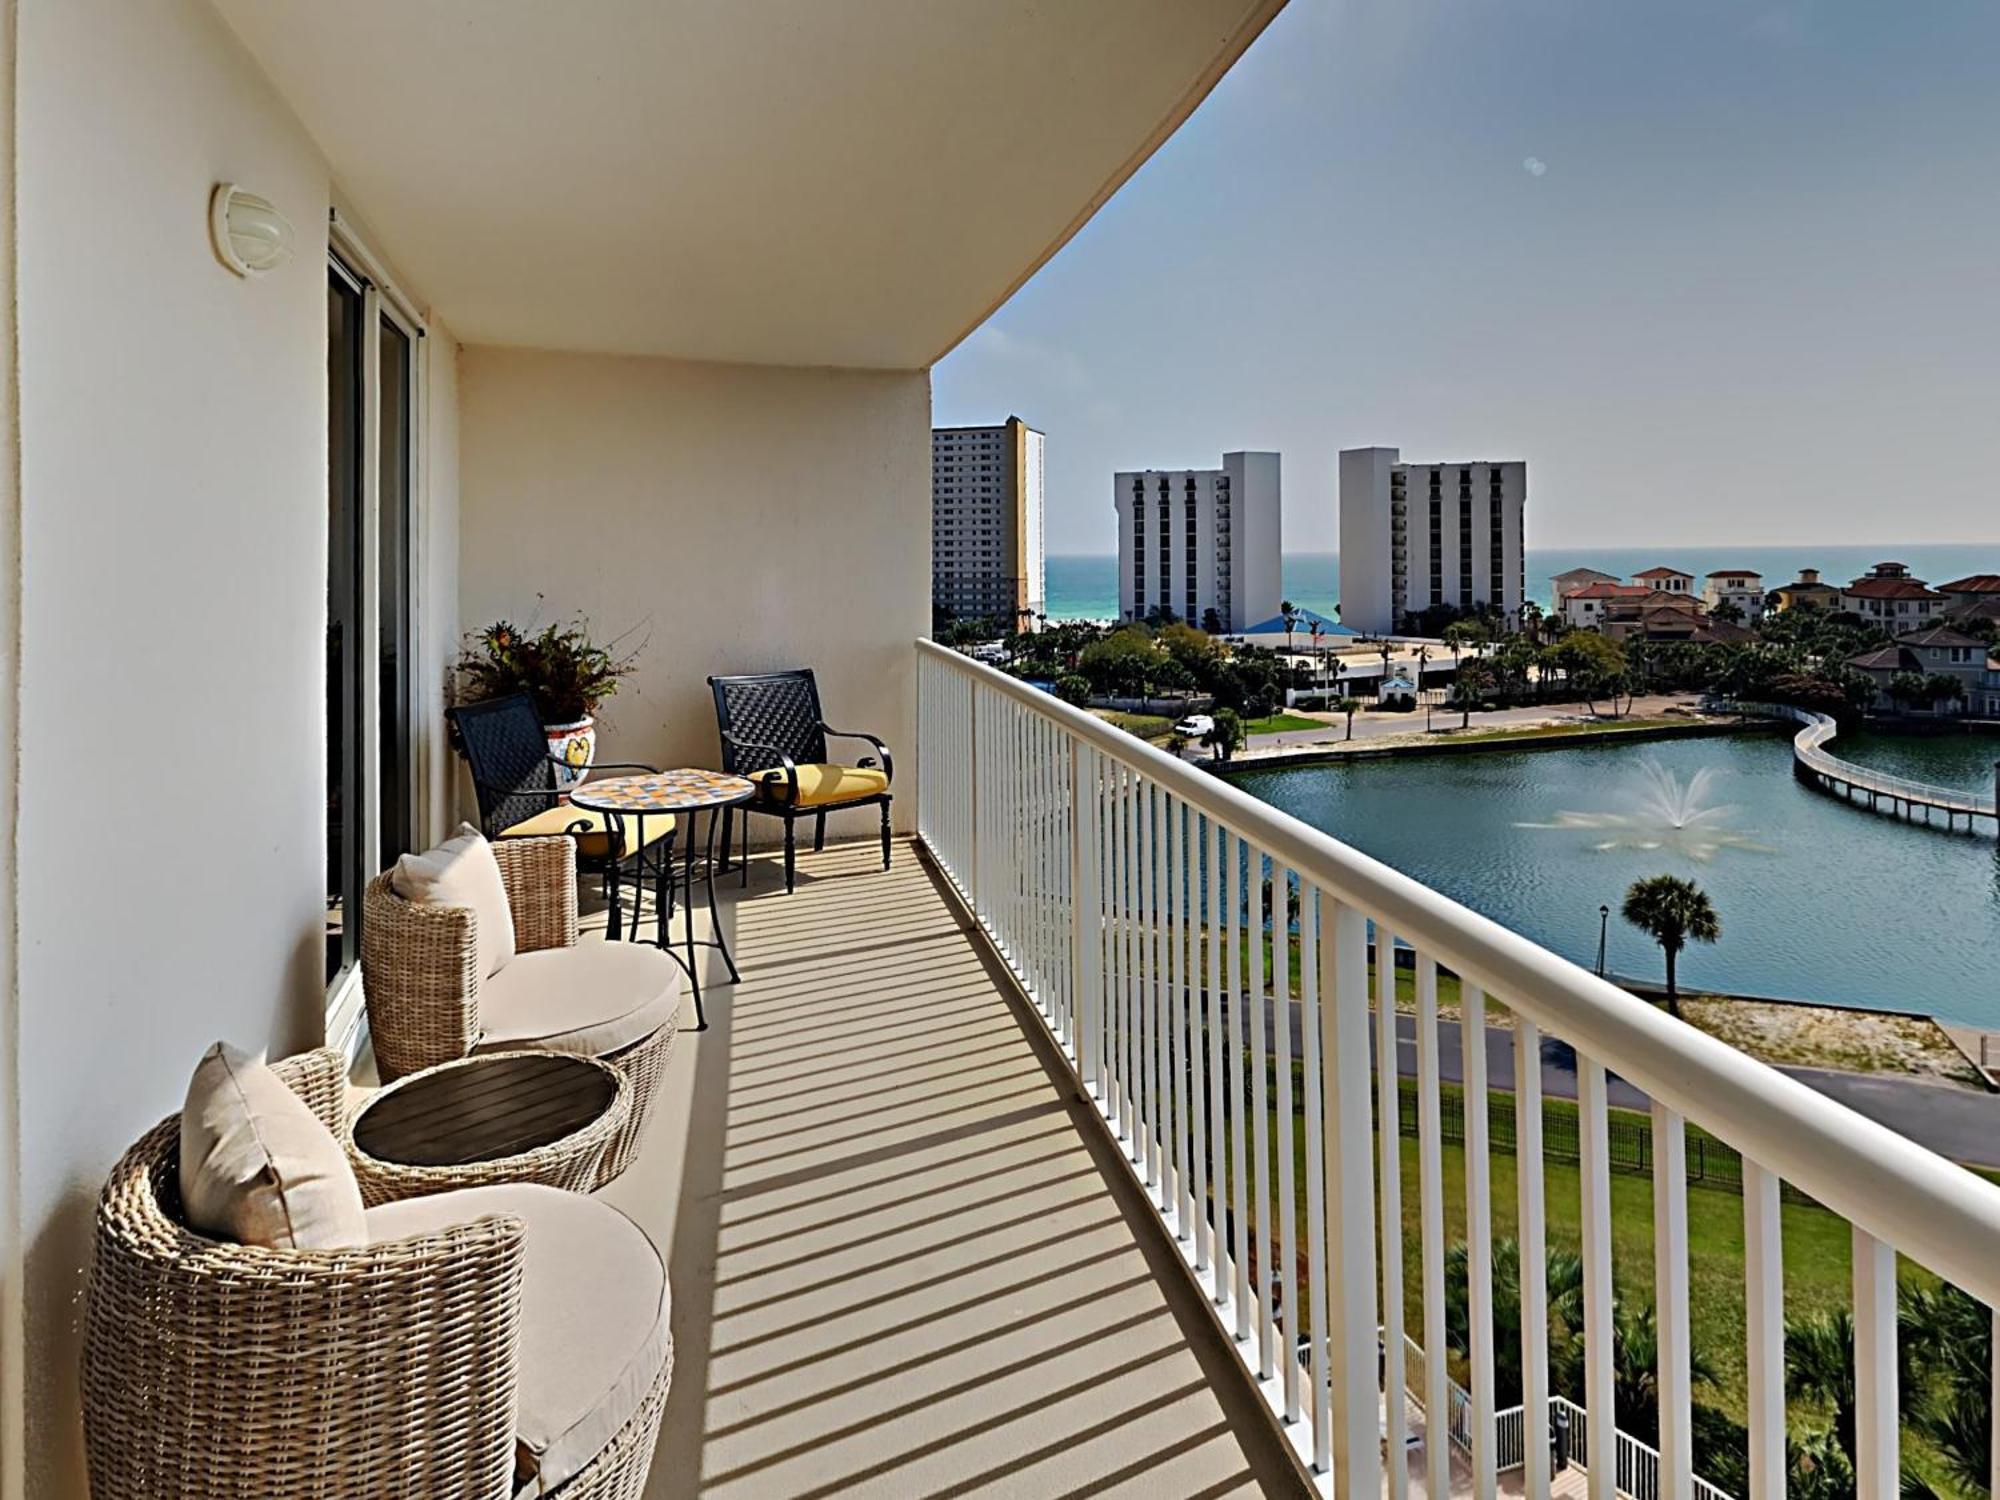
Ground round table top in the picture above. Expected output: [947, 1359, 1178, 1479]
[569, 768, 755, 814]
[353, 1051, 620, 1168]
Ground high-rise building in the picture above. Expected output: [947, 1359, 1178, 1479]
[931, 417, 1045, 627]
[1338, 448, 1526, 634]
[1113, 451, 1281, 632]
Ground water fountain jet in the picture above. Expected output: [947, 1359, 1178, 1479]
[1519, 757, 1771, 860]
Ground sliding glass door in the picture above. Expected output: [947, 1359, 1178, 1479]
[327, 252, 421, 991]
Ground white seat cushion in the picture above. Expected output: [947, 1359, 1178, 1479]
[392, 822, 517, 979]
[474, 942, 681, 1058]
[366, 1183, 671, 1497]
[179, 1042, 368, 1250]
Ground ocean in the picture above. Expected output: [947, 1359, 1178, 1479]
[1043, 544, 1999, 624]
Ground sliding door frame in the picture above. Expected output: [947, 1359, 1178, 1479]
[327, 219, 433, 1052]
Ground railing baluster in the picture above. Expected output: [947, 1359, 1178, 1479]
[1580, 1058, 1617, 1500]
[1300, 889, 1332, 1469]
[1516, 1018, 1552, 1500]
[1070, 741, 1094, 1094]
[1990, 1305, 1998, 1500]
[1228, 836, 1251, 1342]
[1163, 793, 1182, 1224]
[1324, 898, 1382, 1500]
[1208, 815, 1229, 1304]
[1377, 924, 1408, 1500]
[1415, 955, 1451, 1466]
[1192, 812, 1211, 1274]
[1168, 812, 1184, 1248]
[1852, 1227, 1899, 1500]
[1743, 1160, 1784, 1500]
[1136, 779, 1153, 1189]
[1653, 1104, 1693, 1500]
[1248, 852, 1274, 1377]
[1464, 983, 1498, 1500]
[1148, 783, 1166, 1199]
[1274, 867, 1300, 1423]
[1117, 765, 1135, 1152]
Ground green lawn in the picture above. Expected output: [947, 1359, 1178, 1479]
[1091, 710, 1172, 741]
[1241, 712, 1326, 735]
[1440, 715, 1687, 745]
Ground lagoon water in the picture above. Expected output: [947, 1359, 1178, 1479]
[1228, 732, 2000, 1026]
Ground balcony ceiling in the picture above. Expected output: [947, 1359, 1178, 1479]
[212, 0, 1284, 368]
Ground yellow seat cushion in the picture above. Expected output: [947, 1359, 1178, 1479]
[501, 804, 675, 861]
[752, 762, 890, 808]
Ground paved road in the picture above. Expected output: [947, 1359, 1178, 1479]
[1259, 1001, 2000, 1169]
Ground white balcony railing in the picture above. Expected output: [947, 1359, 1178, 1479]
[914, 639, 2000, 1500]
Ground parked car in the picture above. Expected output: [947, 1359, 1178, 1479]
[1172, 713, 1215, 738]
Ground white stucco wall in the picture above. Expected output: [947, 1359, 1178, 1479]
[7, 4, 463, 1485]
[459, 348, 930, 839]
[10, 3, 331, 1484]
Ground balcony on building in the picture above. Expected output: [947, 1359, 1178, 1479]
[11, 3, 2000, 1499]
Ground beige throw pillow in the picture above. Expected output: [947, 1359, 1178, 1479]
[391, 822, 517, 979]
[179, 1042, 368, 1250]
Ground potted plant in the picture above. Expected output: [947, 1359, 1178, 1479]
[454, 617, 641, 792]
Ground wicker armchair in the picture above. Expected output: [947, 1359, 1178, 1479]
[361, 835, 676, 1182]
[82, 1048, 671, 1499]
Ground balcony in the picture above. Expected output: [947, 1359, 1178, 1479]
[22, 1, 2000, 1491]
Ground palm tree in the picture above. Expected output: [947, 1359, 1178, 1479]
[1280, 599, 1298, 658]
[1308, 619, 1326, 689]
[1337, 696, 1362, 740]
[1901, 1282, 1991, 1496]
[1454, 658, 1497, 728]
[1518, 598, 1545, 644]
[1201, 708, 1245, 763]
[1547, 1292, 1720, 1446]
[1620, 875, 1720, 1016]
[1785, 1309, 1856, 1466]
[1443, 1237, 1585, 1406]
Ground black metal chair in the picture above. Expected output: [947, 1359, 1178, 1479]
[707, 670, 893, 893]
[447, 692, 675, 940]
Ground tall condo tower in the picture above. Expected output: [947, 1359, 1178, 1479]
[1338, 448, 1526, 634]
[931, 416, 1046, 626]
[1113, 451, 1281, 632]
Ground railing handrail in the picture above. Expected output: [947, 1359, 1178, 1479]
[922, 639, 2000, 1305]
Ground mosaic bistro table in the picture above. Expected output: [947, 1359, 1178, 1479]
[567, 768, 754, 1029]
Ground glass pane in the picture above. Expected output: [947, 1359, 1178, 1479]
[378, 316, 414, 866]
[326, 268, 364, 983]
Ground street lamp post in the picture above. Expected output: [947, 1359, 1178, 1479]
[1596, 904, 1610, 976]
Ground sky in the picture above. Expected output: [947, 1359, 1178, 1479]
[931, 0, 2000, 556]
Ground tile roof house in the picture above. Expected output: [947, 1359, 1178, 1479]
[1845, 627, 1988, 714]
[1551, 566, 1620, 599]
[1631, 565, 1695, 594]
[1842, 563, 1947, 632]
[1557, 580, 1647, 629]
[1772, 567, 1844, 612]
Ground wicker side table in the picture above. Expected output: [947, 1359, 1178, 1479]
[347, 1050, 630, 1205]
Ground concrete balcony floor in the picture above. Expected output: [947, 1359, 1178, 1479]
[585, 837, 1308, 1498]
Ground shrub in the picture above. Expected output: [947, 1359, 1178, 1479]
[1054, 674, 1091, 706]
